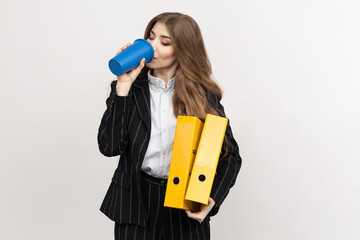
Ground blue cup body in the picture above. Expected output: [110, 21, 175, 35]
[109, 39, 154, 76]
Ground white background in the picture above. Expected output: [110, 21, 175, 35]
[1, 0, 359, 239]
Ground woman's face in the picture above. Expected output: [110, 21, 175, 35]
[146, 22, 177, 72]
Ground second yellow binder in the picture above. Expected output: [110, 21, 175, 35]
[185, 114, 228, 205]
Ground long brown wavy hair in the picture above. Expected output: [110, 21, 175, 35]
[140, 12, 229, 159]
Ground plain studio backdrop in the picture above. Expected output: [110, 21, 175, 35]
[1, 0, 359, 239]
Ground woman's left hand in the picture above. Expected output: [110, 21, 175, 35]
[185, 197, 216, 224]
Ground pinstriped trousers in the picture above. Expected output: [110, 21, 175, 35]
[114, 171, 211, 240]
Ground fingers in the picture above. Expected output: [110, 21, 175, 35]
[128, 58, 146, 81]
[186, 210, 205, 224]
[115, 42, 131, 55]
[134, 58, 146, 73]
[185, 199, 215, 224]
[208, 197, 215, 206]
[139, 58, 146, 68]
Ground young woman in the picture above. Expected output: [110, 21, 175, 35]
[97, 12, 242, 240]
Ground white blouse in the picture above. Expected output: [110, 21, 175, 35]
[141, 70, 177, 179]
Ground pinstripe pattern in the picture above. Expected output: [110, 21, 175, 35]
[98, 71, 242, 231]
[169, 208, 173, 239]
[178, 209, 182, 239]
[115, 172, 210, 239]
[187, 217, 192, 240]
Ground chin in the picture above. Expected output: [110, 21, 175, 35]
[146, 62, 155, 67]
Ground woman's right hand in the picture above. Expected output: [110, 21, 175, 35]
[115, 43, 146, 86]
[114, 43, 146, 96]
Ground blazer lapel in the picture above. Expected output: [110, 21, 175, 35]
[132, 72, 151, 132]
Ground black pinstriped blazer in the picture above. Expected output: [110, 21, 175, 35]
[97, 70, 242, 227]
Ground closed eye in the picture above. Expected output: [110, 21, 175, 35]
[148, 37, 170, 46]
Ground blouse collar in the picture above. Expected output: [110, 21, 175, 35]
[147, 69, 175, 91]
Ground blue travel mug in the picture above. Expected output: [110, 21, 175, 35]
[109, 39, 154, 76]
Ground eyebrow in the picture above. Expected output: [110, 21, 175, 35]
[150, 30, 171, 40]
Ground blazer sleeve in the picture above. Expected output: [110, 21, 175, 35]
[97, 80, 132, 157]
[208, 94, 242, 217]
